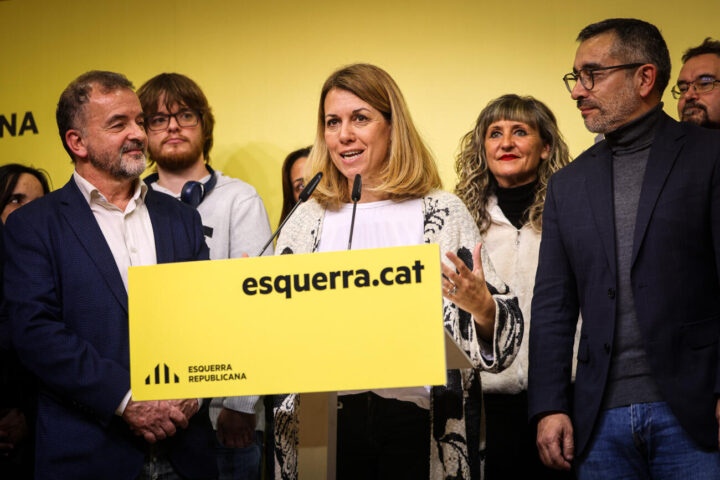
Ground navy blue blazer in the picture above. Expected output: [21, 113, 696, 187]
[3, 178, 217, 479]
[528, 113, 720, 457]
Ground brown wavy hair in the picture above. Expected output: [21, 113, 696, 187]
[308, 63, 441, 208]
[455, 94, 570, 235]
[137, 73, 215, 164]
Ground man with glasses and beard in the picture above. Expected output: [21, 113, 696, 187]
[137, 73, 272, 480]
[674, 38, 720, 129]
[528, 19, 720, 478]
[3, 70, 216, 479]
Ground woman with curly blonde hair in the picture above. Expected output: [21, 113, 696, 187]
[455, 94, 570, 236]
[455, 94, 574, 479]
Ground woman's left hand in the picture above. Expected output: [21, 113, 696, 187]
[441, 242, 496, 342]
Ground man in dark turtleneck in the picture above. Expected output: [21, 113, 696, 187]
[529, 18, 720, 478]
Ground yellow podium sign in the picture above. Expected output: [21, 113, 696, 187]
[128, 244, 446, 400]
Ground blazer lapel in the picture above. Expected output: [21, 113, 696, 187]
[59, 180, 128, 313]
[584, 141, 617, 277]
[631, 114, 685, 267]
[145, 189, 175, 264]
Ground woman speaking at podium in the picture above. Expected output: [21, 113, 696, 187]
[272, 63, 522, 480]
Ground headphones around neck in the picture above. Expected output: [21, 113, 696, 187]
[144, 165, 217, 208]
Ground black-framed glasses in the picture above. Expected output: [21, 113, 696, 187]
[671, 77, 720, 99]
[563, 63, 644, 93]
[146, 109, 200, 131]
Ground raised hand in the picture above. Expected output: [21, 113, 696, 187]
[442, 242, 496, 341]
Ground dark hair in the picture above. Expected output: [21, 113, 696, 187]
[0, 163, 52, 214]
[682, 37, 720, 63]
[279, 146, 312, 225]
[137, 73, 215, 164]
[577, 18, 671, 95]
[56, 71, 134, 161]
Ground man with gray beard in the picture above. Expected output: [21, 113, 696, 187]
[3, 71, 217, 479]
[675, 38, 720, 129]
[529, 19, 720, 478]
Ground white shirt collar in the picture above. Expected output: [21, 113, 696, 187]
[73, 170, 148, 209]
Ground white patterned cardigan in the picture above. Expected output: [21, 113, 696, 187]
[272, 189, 522, 480]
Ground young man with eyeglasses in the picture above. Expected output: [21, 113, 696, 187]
[675, 38, 720, 129]
[529, 18, 720, 479]
[137, 73, 272, 480]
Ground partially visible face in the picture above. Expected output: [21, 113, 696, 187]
[290, 156, 307, 202]
[1, 173, 45, 223]
[81, 88, 147, 179]
[323, 88, 391, 198]
[484, 120, 549, 188]
[677, 53, 720, 128]
[146, 96, 205, 171]
[571, 32, 642, 133]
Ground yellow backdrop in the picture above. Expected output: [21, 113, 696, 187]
[0, 0, 715, 225]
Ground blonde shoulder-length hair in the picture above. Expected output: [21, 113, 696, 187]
[455, 94, 571, 235]
[308, 63, 441, 209]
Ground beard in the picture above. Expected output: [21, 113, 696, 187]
[681, 101, 719, 128]
[150, 137, 204, 172]
[579, 80, 641, 134]
[88, 140, 147, 179]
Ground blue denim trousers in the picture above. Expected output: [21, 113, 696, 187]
[576, 402, 720, 479]
[215, 430, 263, 480]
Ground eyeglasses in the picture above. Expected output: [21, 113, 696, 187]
[671, 77, 720, 99]
[146, 109, 200, 131]
[563, 63, 644, 93]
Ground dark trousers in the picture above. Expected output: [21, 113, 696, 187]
[484, 391, 575, 480]
[337, 392, 430, 480]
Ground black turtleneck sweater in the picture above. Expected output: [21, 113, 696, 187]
[601, 103, 664, 410]
[495, 179, 537, 229]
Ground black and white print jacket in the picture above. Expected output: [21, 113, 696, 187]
[272, 189, 522, 480]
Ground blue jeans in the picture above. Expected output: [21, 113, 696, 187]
[215, 430, 263, 480]
[576, 402, 720, 479]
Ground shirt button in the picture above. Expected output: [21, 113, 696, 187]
[607, 288, 616, 299]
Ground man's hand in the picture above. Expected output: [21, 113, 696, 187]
[122, 399, 189, 444]
[0, 408, 28, 455]
[217, 408, 256, 448]
[169, 398, 200, 421]
[715, 398, 720, 449]
[536, 412, 574, 470]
